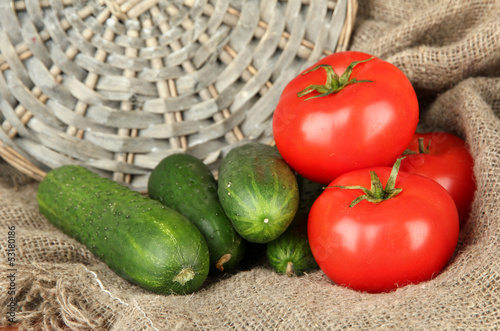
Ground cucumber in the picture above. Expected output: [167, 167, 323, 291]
[266, 175, 322, 276]
[217, 142, 299, 244]
[37, 165, 210, 295]
[266, 228, 316, 277]
[147, 153, 245, 272]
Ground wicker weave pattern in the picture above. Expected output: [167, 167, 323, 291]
[0, 0, 357, 190]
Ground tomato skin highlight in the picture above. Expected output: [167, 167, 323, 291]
[400, 132, 476, 226]
[307, 167, 459, 293]
[273, 51, 419, 184]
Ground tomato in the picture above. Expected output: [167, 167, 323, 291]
[307, 159, 459, 293]
[399, 132, 476, 226]
[272, 51, 419, 184]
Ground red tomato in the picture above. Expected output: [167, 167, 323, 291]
[308, 160, 459, 293]
[272, 51, 419, 184]
[399, 132, 476, 226]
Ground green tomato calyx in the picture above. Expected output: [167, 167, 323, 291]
[403, 137, 431, 155]
[330, 157, 405, 208]
[297, 57, 374, 101]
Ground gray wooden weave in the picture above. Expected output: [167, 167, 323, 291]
[0, 0, 357, 191]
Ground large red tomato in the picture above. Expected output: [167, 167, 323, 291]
[272, 51, 419, 184]
[399, 132, 476, 225]
[308, 159, 459, 293]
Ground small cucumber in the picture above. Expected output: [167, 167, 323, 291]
[266, 228, 317, 277]
[218, 142, 299, 244]
[148, 153, 245, 272]
[266, 175, 322, 276]
[37, 165, 210, 295]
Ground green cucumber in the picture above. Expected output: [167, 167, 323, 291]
[266, 175, 322, 276]
[37, 165, 210, 295]
[217, 142, 299, 244]
[148, 153, 245, 272]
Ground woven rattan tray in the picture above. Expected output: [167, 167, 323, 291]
[0, 0, 357, 191]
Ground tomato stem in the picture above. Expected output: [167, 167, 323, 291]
[297, 57, 374, 101]
[419, 137, 431, 154]
[403, 137, 431, 155]
[329, 157, 405, 208]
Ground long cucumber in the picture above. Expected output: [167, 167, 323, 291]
[37, 165, 210, 295]
[148, 153, 246, 272]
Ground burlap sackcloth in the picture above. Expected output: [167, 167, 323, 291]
[2, 0, 500, 329]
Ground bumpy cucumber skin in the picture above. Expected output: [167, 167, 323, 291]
[148, 153, 246, 272]
[266, 176, 322, 276]
[218, 143, 299, 244]
[37, 165, 210, 295]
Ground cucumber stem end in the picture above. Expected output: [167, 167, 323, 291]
[215, 253, 232, 271]
[286, 261, 295, 277]
[173, 267, 196, 285]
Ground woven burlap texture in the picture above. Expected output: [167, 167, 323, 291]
[2, 0, 500, 329]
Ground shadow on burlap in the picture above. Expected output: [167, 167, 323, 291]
[1, 0, 500, 329]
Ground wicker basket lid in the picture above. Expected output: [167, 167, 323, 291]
[0, 0, 357, 191]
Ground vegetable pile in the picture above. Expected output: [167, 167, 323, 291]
[274, 51, 475, 293]
[37, 51, 476, 295]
